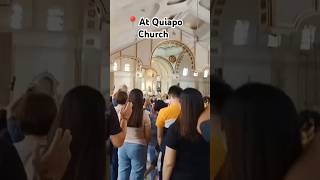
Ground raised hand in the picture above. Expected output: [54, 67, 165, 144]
[33, 128, 72, 180]
[120, 102, 133, 121]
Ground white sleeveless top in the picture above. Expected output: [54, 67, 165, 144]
[125, 111, 151, 145]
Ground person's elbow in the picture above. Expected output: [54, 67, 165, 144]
[110, 132, 125, 147]
[164, 160, 175, 169]
[157, 134, 162, 142]
[164, 155, 175, 168]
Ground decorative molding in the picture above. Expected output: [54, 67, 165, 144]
[259, 0, 273, 31]
[211, 0, 226, 38]
[151, 56, 175, 73]
[151, 40, 196, 73]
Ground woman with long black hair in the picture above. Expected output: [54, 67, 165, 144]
[118, 89, 151, 180]
[53, 86, 128, 180]
[163, 88, 210, 180]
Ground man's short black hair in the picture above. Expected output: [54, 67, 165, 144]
[154, 100, 168, 112]
[115, 91, 128, 105]
[168, 85, 183, 98]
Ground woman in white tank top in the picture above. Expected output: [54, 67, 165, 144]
[118, 89, 151, 180]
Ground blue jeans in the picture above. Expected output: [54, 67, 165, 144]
[118, 143, 147, 180]
[148, 145, 158, 180]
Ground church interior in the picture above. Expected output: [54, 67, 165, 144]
[2, 0, 320, 179]
[0, 0, 212, 180]
[109, 0, 210, 97]
[0, 0, 210, 106]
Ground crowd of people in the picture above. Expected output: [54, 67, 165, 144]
[109, 85, 210, 180]
[4, 74, 319, 180]
[0, 85, 132, 180]
[0, 83, 211, 180]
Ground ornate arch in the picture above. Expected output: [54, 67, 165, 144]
[151, 56, 175, 73]
[151, 40, 195, 73]
[294, 12, 320, 30]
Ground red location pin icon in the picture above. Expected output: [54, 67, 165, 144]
[130, 16, 136, 22]
[130, 16, 136, 30]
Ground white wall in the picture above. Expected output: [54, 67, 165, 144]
[12, 32, 76, 102]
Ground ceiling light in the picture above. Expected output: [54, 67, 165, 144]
[183, 68, 188, 76]
[193, 72, 199, 77]
[204, 69, 209, 78]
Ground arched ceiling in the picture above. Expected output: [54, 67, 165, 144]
[153, 44, 184, 58]
[151, 57, 175, 77]
[152, 40, 195, 72]
[110, 0, 211, 52]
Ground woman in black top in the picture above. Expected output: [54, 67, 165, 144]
[163, 88, 210, 180]
[0, 136, 27, 180]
